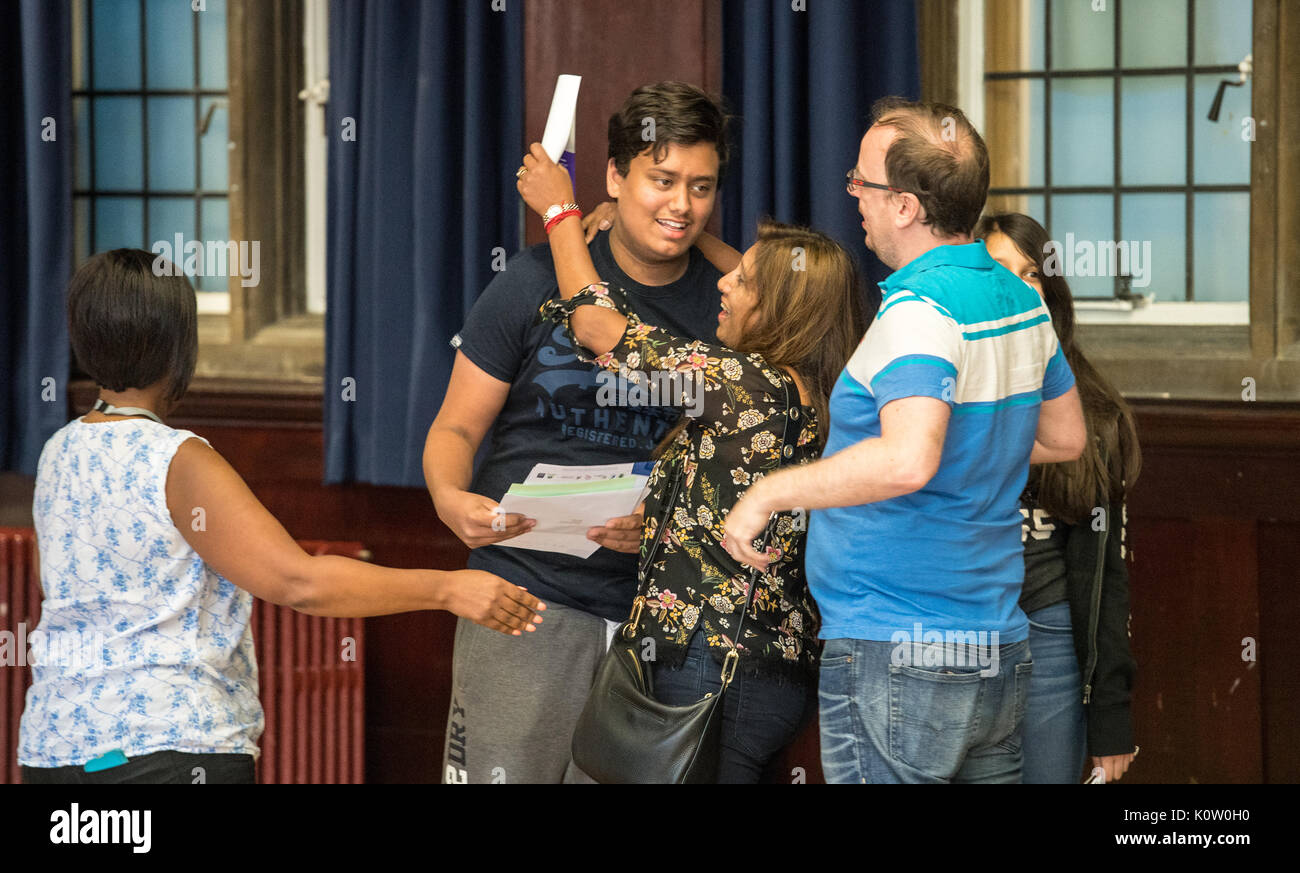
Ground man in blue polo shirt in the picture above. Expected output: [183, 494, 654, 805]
[723, 98, 1086, 783]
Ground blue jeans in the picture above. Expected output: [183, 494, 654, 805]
[818, 636, 1033, 783]
[1022, 601, 1088, 783]
[652, 633, 813, 784]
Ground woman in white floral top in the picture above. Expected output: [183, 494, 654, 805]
[518, 143, 868, 781]
[19, 249, 544, 785]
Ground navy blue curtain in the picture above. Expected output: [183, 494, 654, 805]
[721, 0, 920, 288]
[325, 0, 523, 486]
[0, 1, 72, 474]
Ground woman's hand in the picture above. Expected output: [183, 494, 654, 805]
[1089, 751, 1136, 783]
[581, 201, 617, 242]
[516, 142, 576, 219]
[444, 570, 546, 636]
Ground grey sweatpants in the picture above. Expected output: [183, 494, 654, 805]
[441, 601, 615, 784]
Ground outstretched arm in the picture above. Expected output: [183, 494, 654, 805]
[169, 438, 545, 634]
[722, 396, 950, 570]
[695, 231, 741, 274]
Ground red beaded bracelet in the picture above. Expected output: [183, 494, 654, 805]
[544, 208, 582, 234]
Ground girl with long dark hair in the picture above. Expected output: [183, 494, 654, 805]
[975, 212, 1141, 783]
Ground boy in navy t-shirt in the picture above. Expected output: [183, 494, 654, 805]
[425, 82, 728, 783]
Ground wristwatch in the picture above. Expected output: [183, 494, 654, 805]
[543, 202, 580, 223]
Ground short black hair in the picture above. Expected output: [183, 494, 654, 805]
[67, 249, 198, 402]
[607, 81, 729, 180]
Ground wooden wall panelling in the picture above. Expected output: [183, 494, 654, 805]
[1257, 521, 1300, 783]
[522, 0, 723, 248]
[1127, 517, 1263, 784]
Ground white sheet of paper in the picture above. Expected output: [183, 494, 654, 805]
[541, 74, 581, 163]
[495, 485, 646, 559]
[523, 461, 639, 484]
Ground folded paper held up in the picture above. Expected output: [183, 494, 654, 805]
[541, 74, 580, 186]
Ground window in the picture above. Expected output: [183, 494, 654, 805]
[72, 0, 232, 314]
[982, 0, 1252, 323]
[70, 0, 326, 385]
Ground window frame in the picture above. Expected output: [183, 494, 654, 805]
[216, 0, 318, 369]
[984, 0, 1251, 309]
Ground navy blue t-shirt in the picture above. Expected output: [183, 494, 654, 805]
[451, 230, 723, 620]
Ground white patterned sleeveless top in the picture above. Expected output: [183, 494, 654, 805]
[19, 418, 263, 767]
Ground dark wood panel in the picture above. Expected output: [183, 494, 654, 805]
[364, 611, 458, 784]
[1127, 447, 1300, 524]
[523, 0, 722, 248]
[1130, 400, 1300, 452]
[1257, 521, 1300, 784]
[1126, 401, 1300, 523]
[1128, 517, 1263, 783]
[918, 0, 958, 104]
[70, 379, 324, 428]
[0, 474, 35, 528]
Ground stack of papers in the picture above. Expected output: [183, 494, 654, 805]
[496, 462, 654, 558]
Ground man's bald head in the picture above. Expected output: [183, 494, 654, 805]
[869, 98, 989, 237]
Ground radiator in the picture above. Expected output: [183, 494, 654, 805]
[0, 528, 366, 784]
[0, 529, 40, 787]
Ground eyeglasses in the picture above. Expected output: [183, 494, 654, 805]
[845, 168, 906, 195]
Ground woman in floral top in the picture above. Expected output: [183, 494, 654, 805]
[554, 281, 823, 675]
[518, 143, 867, 781]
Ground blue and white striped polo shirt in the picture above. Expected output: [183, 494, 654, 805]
[807, 241, 1074, 643]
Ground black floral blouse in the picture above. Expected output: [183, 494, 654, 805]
[541, 283, 822, 680]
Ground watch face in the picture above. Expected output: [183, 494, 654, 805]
[544, 206, 562, 221]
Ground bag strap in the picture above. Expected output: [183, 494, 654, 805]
[636, 456, 684, 587]
[626, 374, 796, 680]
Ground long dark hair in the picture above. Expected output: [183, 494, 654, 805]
[655, 220, 867, 456]
[974, 213, 1141, 521]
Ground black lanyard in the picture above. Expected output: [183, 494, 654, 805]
[92, 399, 165, 425]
